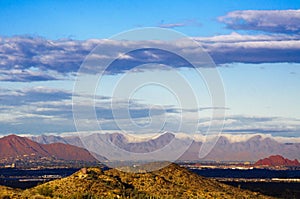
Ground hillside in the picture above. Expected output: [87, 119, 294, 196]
[0, 135, 97, 164]
[1, 163, 274, 199]
[254, 155, 300, 167]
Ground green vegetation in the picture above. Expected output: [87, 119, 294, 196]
[0, 163, 276, 199]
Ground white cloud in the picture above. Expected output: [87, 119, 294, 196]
[159, 23, 186, 28]
[219, 9, 300, 33]
[0, 32, 300, 82]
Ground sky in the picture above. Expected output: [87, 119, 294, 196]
[0, 0, 300, 139]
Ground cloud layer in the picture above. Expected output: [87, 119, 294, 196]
[219, 9, 300, 34]
[1, 9, 300, 82]
[1, 32, 300, 81]
[0, 86, 299, 137]
[197, 32, 300, 64]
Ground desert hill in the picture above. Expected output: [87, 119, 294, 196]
[0, 134, 97, 163]
[254, 155, 300, 167]
[2, 163, 274, 199]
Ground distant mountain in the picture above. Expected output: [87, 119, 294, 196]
[30, 133, 175, 153]
[28, 133, 300, 162]
[29, 134, 84, 148]
[0, 135, 96, 163]
[254, 155, 300, 167]
[180, 135, 300, 162]
[2, 163, 273, 198]
[107, 132, 175, 153]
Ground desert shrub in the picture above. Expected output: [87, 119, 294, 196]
[37, 185, 53, 197]
[86, 170, 98, 180]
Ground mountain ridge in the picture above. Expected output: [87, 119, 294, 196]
[28, 132, 300, 162]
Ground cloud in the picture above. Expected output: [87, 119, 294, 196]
[176, 132, 300, 143]
[195, 114, 300, 138]
[218, 115, 300, 137]
[106, 48, 193, 74]
[0, 89, 79, 134]
[0, 86, 299, 137]
[196, 32, 300, 64]
[0, 87, 76, 134]
[219, 9, 300, 34]
[0, 67, 63, 82]
[0, 36, 96, 81]
[1, 32, 300, 81]
[158, 19, 201, 29]
[0, 86, 181, 134]
[159, 23, 186, 28]
[0, 87, 72, 106]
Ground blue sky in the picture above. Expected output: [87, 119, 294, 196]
[0, 0, 300, 138]
[1, 0, 300, 39]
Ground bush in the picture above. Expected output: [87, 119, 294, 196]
[37, 185, 53, 197]
[86, 170, 98, 180]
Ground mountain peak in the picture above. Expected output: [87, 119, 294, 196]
[3, 134, 18, 138]
[1, 134, 38, 145]
[2, 134, 27, 140]
[248, 135, 263, 141]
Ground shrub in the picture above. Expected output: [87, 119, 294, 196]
[86, 170, 98, 180]
[37, 185, 53, 197]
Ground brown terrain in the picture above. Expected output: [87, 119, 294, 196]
[254, 155, 300, 167]
[0, 134, 96, 162]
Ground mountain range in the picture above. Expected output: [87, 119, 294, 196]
[29, 132, 300, 162]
